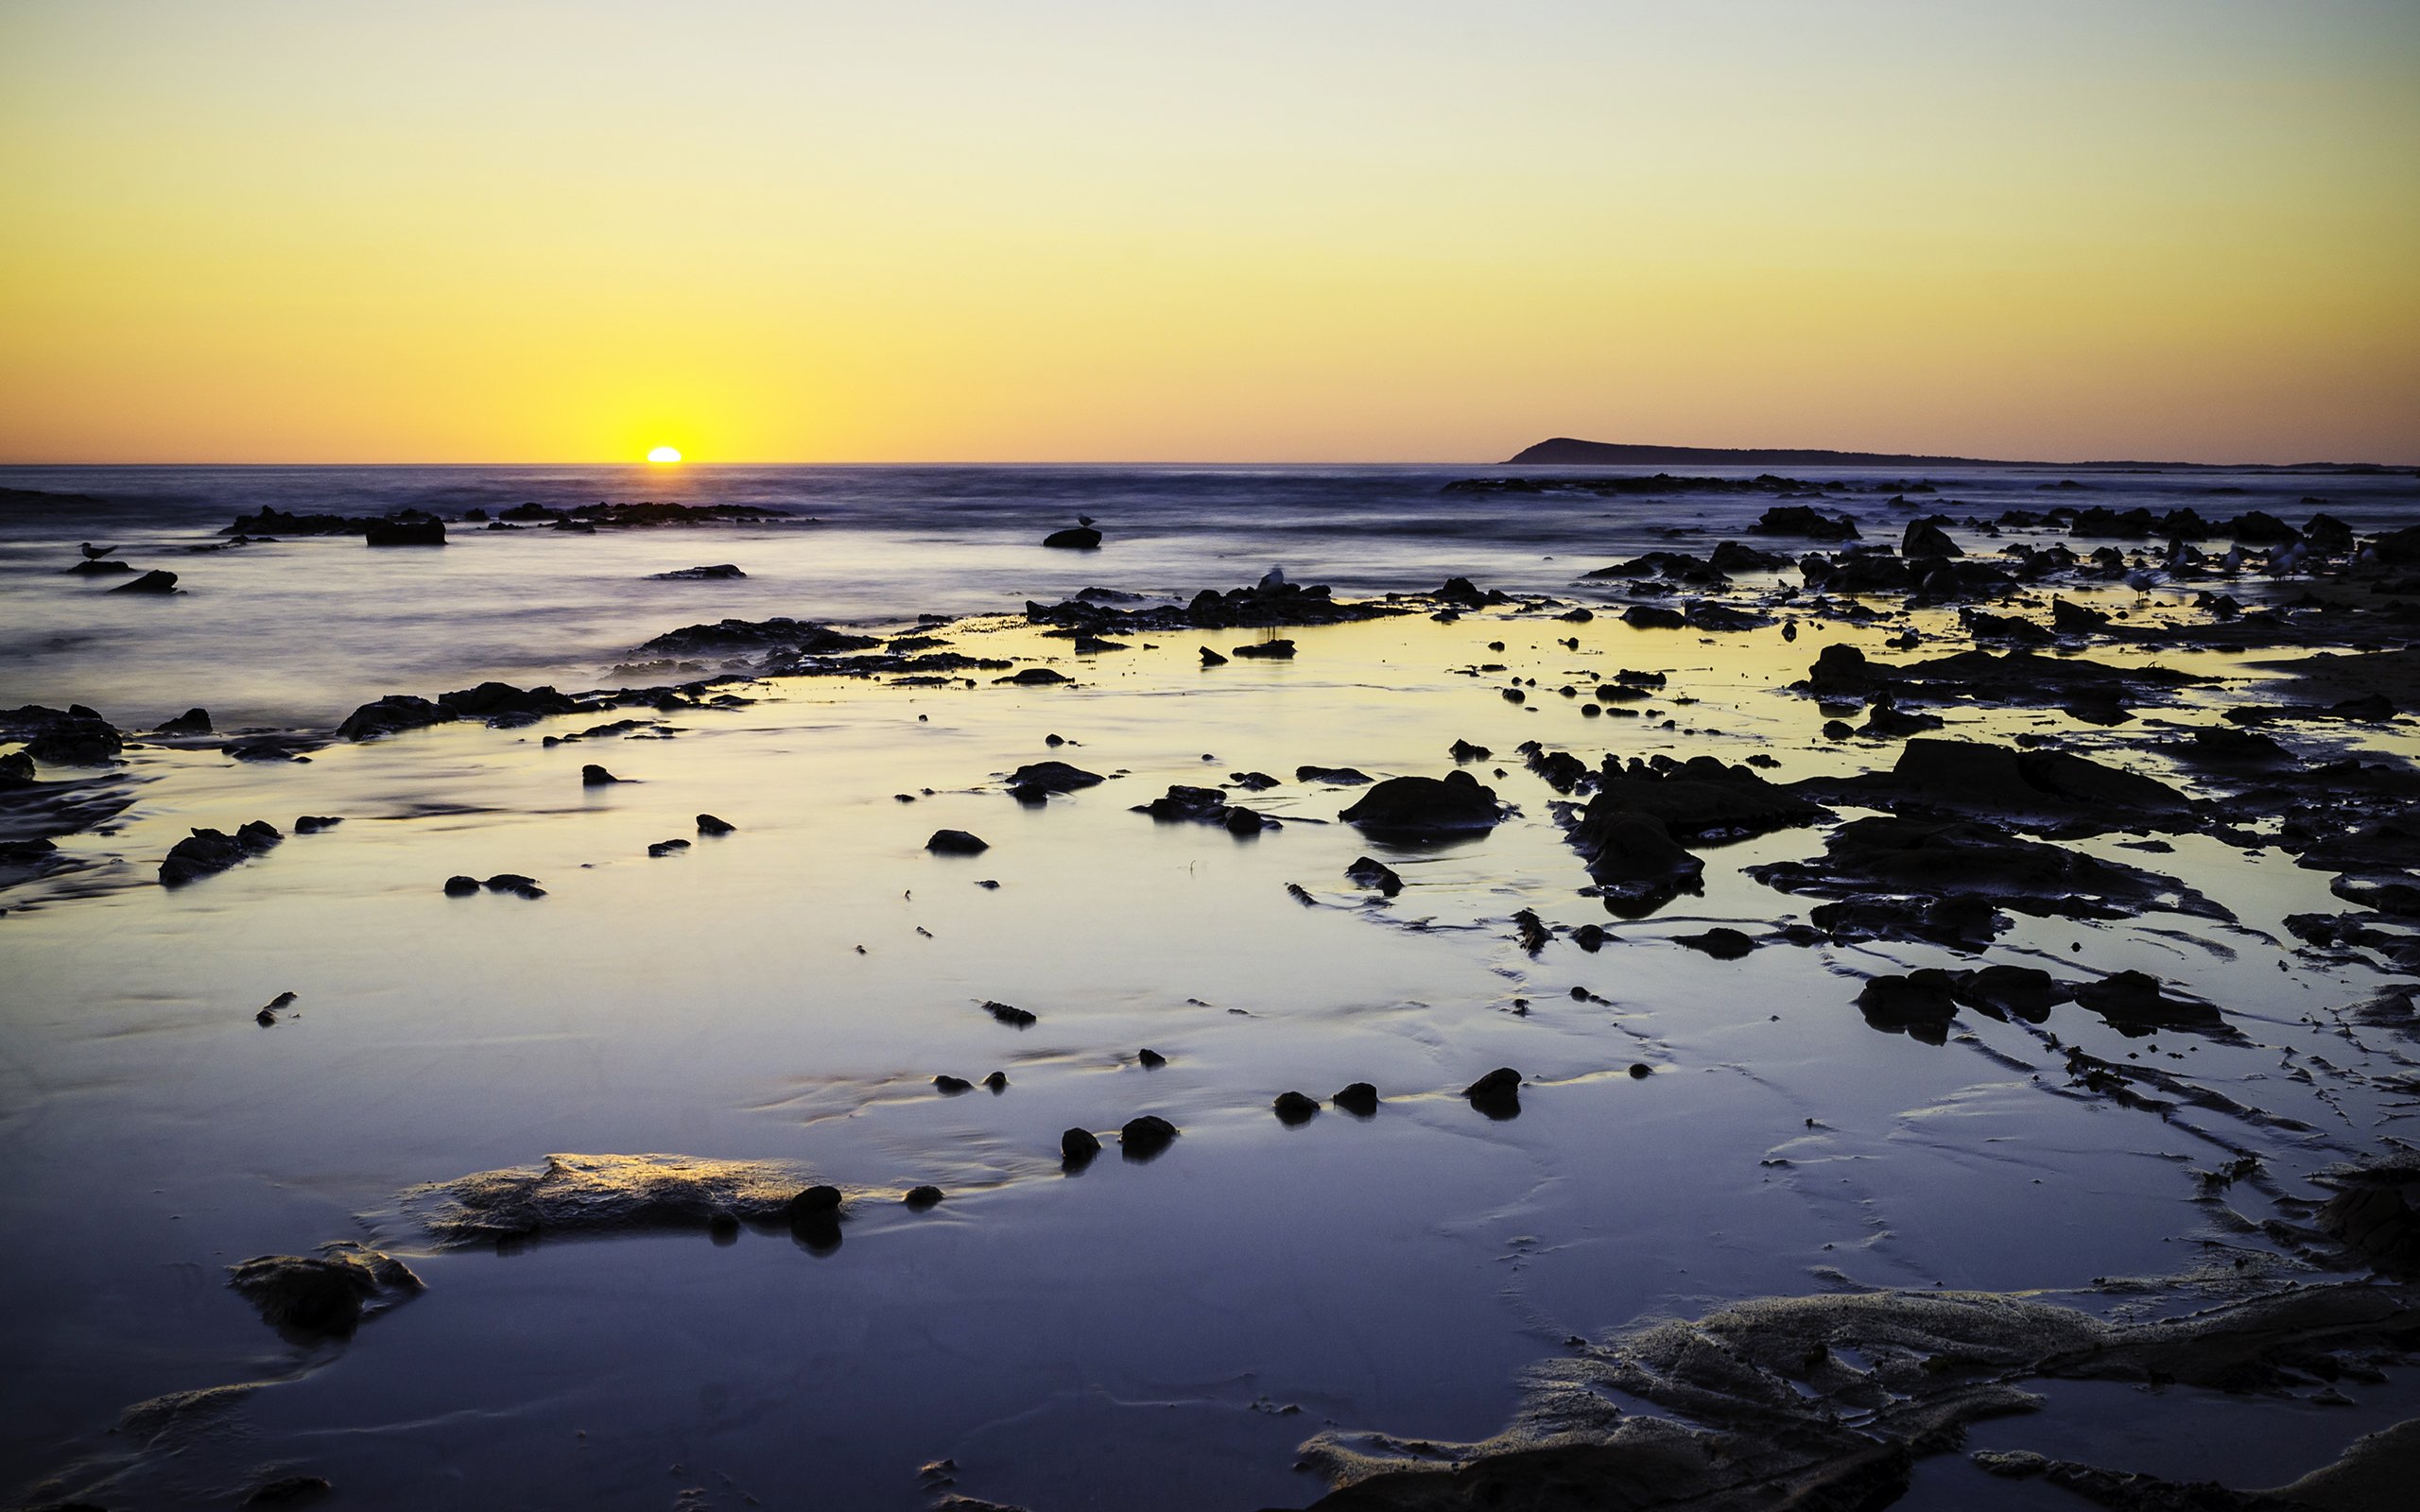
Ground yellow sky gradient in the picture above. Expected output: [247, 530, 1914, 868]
[2, 1, 2414, 463]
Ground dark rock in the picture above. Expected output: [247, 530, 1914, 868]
[1120, 1115, 1179, 1157]
[648, 563, 746, 579]
[1807, 894, 2004, 951]
[110, 569, 180, 593]
[1512, 908, 1550, 954]
[1621, 604, 1687, 629]
[1043, 526, 1102, 549]
[66, 558, 132, 575]
[1571, 923, 1609, 951]
[1333, 1082, 1380, 1116]
[1200, 647, 1230, 666]
[696, 813, 735, 835]
[483, 873, 545, 898]
[1232, 639, 1296, 659]
[1061, 1127, 1102, 1164]
[1752, 505, 1860, 541]
[632, 617, 879, 659]
[2070, 971, 2227, 1036]
[933, 1074, 973, 1093]
[227, 1245, 422, 1339]
[1856, 971, 1961, 1039]
[2051, 597, 2111, 634]
[647, 839, 689, 856]
[23, 716, 122, 765]
[1345, 856, 1404, 896]
[1449, 739, 1492, 762]
[1297, 765, 1373, 784]
[1137, 1047, 1167, 1068]
[1274, 1091, 1321, 1125]
[443, 875, 481, 896]
[294, 815, 341, 833]
[1676, 927, 1754, 960]
[159, 821, 280, 886]
[337, 695, 456, 741]
[1952, 965, 2066, 1022]
[1340, 771, 1505, 834]
[0, 750, 33, 785]
[1574, 756, 1828, 845]
[1464, 1067, 1522, 1119]
[1008, 760, 1104, 793]
[927, 830, 991, 854]
[365, 517, 445, 546]
[1228, 770, 1281, 790]
[580, 764, 620, 785]
[1749, 816, 2225, 923]
[904, 1185, 944, 1210]
[155, 707, 212, 735]
[996, 667, 1073, 685]
[1902, 519, 1962, 558]
[1570, 811, 1703, 909]
[1628, 1063, 1651, 1078]
[983, 1000, 1036, 1028]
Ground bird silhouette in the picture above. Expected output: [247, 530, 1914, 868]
[1077, 515, 1096, 527]
[79, 541, 120, 559]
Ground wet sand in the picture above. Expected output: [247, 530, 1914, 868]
[4, 472, 2420, 1510]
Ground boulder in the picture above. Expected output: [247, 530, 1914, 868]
[1120, 1115, 1179, 1157]
[1464, 1067, 1522, 1119]
[1007, 760, 1104, 793]
[365, 518, 446, 546]
[1345, 856, 1404, 896]
[155, 707, 213, 736]
[1273, 1091, 1321, 1125]
[227, 1246, 423, 1339]
[1340, 772, 1505, 834]
[1042, 526, 1102, 549]
[110, 570, 180, 593]
[1333, 1082, 1380, 1116]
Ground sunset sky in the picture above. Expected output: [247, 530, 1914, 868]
[2, 0, 2414, 465]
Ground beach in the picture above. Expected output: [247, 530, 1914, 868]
[4, 462, 2419, 1510]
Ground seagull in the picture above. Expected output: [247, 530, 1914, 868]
[1077, 515, 1096, 527]
[1257, 564, 1288, 591]
[79, 541, 119, 559]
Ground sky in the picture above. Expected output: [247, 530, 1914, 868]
[1, 0, 2415, 465]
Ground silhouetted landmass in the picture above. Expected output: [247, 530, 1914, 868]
[1503, 437, 2401, 472]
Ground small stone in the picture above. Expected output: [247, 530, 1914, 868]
[926, 829, 990, 855]
[1273, 1091, 1320, 1125]
[903, 1185, 944, 1210]
[580, 764, 620, 785]
[695, 814, 735, 835]
[1464, 1067, 1522, 1119]
[786, 1184, 842, 1218]
[983, 1000, 1036, 1028]
[981, 1071, 1009, 1091]
[1628, 1063, 1651, 1079]
[1333, 1082, 1379, 1116]
[443, 875, 481, 896]
[1061, 1127, 1102, 1163]
[933, 1074, 973, 1093]
[1137, 1047, 1167, 1068]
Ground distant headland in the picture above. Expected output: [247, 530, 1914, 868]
[1501, 437, 2401, 472]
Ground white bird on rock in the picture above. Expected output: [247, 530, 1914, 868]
[79, 541, 120, 559]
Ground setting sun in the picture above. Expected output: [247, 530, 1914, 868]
[645, 446, 682, 464]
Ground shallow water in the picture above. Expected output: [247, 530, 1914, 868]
[3, 464, 2418, 1509]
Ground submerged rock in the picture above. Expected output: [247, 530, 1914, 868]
[1298, 1280, 2420, 1512]
[580, 764, 621, 786]
[695, 813, 736, 835]
[648, 563, 746, 579]
[2069, 970, 2227, 1036]
[1750, 816, 2225, 924]
[1340, 772, 1505, 834]
[1232, 639, 1296, 659]
[1676, 927, 1754, 960]
[983, 1000, 1037, 1027]
[1273, 1091, 1322, 1125]
[404, 1153, 817, 1243]
[226, 1244, 423, 1338]
[1346, 855, 1404, 896]
[110, 569, 180, 593]
[927, 829, 991, 855]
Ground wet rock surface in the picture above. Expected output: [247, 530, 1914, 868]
[226, 1245, 424, 1339]
[403, 1154, 818, 1243]
[1340, 772, 1506, 834]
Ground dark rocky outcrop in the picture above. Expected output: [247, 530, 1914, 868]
[1298, 765, 1373, 784]
[983, 1000, 1036, 1027]
[1274, 1091, 1321, 1125]
[1340, 772, 1505, 835]
[364, 518, 445, 546]
[155, 707, 212, 736]
[1334, 1082, 1380, 1116]
[696, 814, 736, 835]
[648, 563, 746, 579]
[160, 820, 281, 886]
[1007, 761, 1104, 793]
[631, 618, 880, 659]
[1042, 526, 1102, 549]
[927, 830, 990, 854]
[110, 570, 180, 593]
[1232, 639, 1296, 660]
[1676, 927, 1754, 960]
[1750, 816, 2226, 923]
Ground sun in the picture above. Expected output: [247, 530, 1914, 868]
[646, 445, 683, 463]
